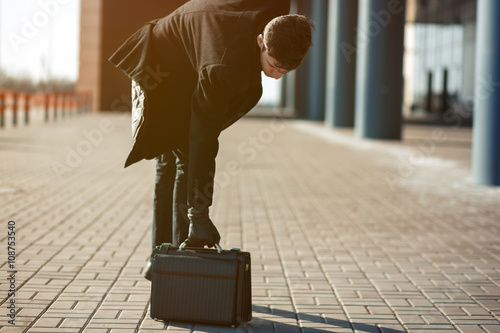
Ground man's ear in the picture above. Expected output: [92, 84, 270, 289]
[257, 34, 264, 48]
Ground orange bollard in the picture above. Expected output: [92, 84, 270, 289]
[44, 93, 50, 122]
[67, 92, 72, 117]
[0, 92, 5, 128]
[82, 92, 88, 113]
[63, 92, 69, 118]
[24, 93, 30, 125]
[68, 92, 75, 117]
[83, 92, 88, 114]
[12, 92, 18, 127]
[72, 92, 77, 116]
[87, 92, 93, 113]
[54, 93, 58, 121]
[76, 93, 81, 114]
[60, 92, 65, 119]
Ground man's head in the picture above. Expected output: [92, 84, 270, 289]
[258, 14, 314, 80]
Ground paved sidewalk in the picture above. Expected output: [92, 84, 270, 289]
[0, 112, 499, 333]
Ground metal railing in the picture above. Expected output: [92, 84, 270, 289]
[0, 90, 92, 129]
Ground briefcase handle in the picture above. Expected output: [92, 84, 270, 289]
[179, 240, 223, 254]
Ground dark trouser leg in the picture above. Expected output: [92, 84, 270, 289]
[172, 148, 190, 246]
[152, 152, 176, 252]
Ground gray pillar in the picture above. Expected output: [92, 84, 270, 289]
[472, 0, 500, 186]
[280, 0, 299, 112]
[441, 68, 449, 113]
[426, 71, 432, 112]
[325, 0, 358, 128]
[280, 70, 297, 112]
[294, 0, 328, 120]
[354, 0, 406, 139]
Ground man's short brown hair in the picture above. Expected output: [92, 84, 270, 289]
[263, 14, 314, 71]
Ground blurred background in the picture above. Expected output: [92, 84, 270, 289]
[0, 0, 499, 185]
[0, 0, 478, 113]
[0, 0, 279, 107]
[0, 0, 79, 91]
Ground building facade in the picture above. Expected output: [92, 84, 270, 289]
[404, 0, 477, 121]
[77, 0, 188, 112]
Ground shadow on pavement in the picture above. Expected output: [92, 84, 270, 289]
[247, 305, 406, 333]
[164, 305, 405, 332]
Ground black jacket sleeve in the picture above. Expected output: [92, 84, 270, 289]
[188, 64, 234, 209]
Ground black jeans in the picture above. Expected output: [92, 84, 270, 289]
[152, 148, 190, 252]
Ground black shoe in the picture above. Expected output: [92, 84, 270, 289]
[144, 261, 152, 281]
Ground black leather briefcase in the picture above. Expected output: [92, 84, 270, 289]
[150, 243, 252, 326]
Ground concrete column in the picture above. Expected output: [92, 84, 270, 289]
[293, 0, 328, 120]
[441, 68, 449, 113]
[325, 0, 358, 128]
[354, 0, 406, 139]
[280, 67, 295, 111]
[426, 71, 432, 112]
[280, 0, 298, 112]
[472, 0, 500, 186]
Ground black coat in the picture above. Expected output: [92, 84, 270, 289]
[109, 0, 290, 208]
